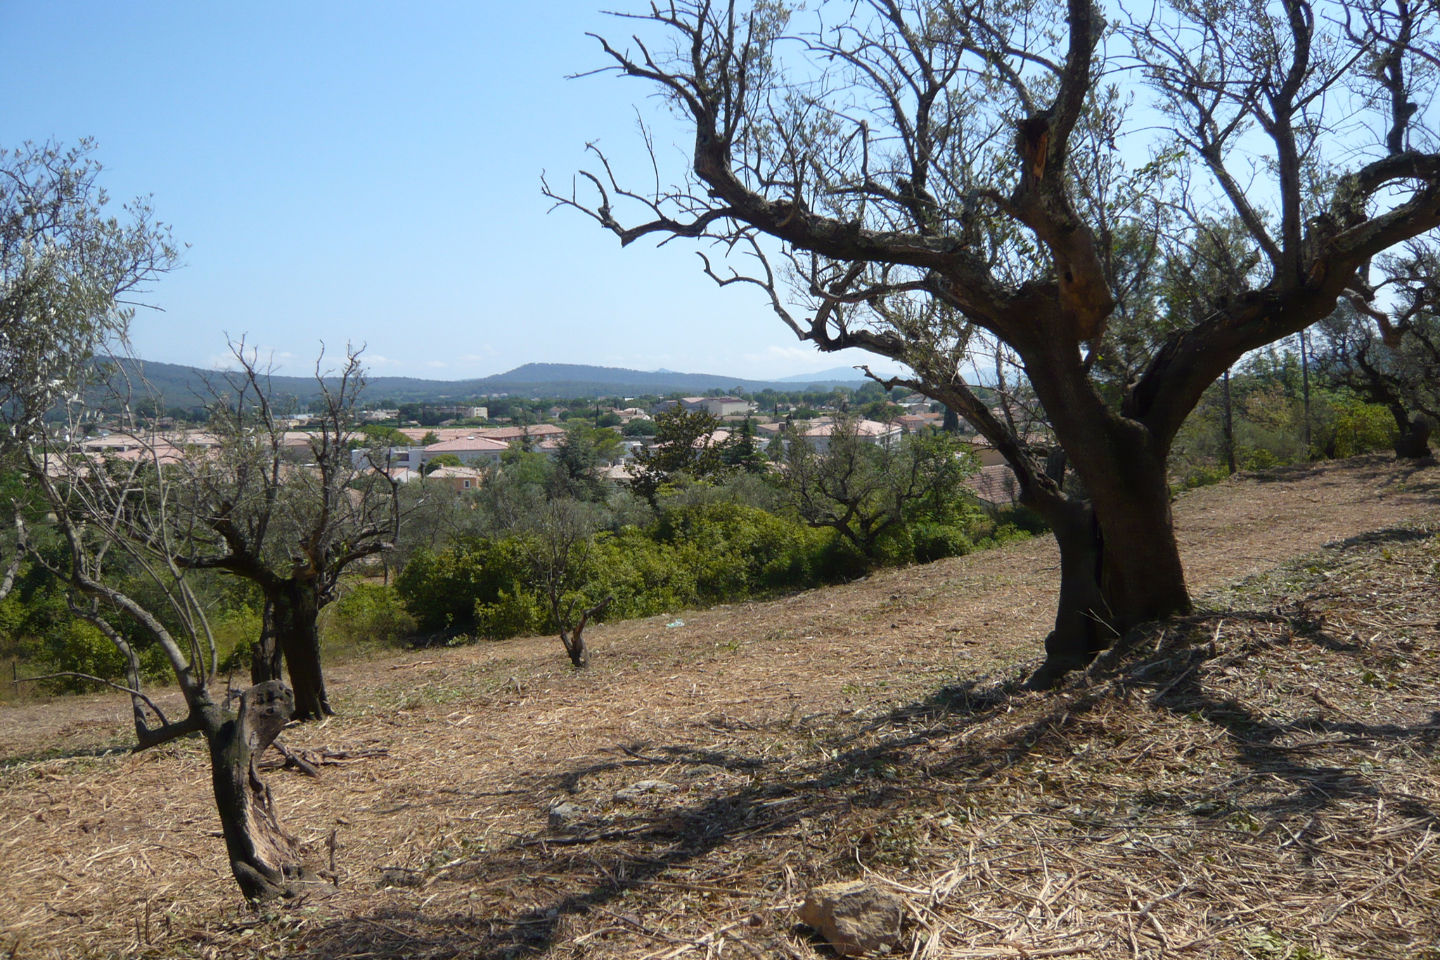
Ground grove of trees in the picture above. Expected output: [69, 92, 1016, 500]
[7, 0, 1440, 903]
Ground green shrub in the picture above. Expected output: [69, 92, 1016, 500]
[473, 588, 544, 642]
[28, 620, 169, 692]
[396, 538, 532, 635]
[1321, 397, 1396, 458]
[213, 603, 263, 675]
[322, 583, 417, 651]
[911, 522, 974, 563]
[586, 529, 696, 619]
[1176, 463, 1233, 490]
[657, 501, 827, 601]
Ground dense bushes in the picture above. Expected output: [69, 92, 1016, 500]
[394, 504, 853, 642]
[390, 482, 1008, 647]
[320, 583, 418, 651]
[654, 501, 842, 600]
[394, 537, 534, 638]
[0, 575, 170, 693]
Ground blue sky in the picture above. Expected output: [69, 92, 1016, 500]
[2, 1, 879, 381]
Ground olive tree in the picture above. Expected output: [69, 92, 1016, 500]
[170, 343, 400, 720]
[517, 497, 612, 667]
[549, 0, 1440, 684]
[21, 441, 330, 900]
[781, 416, 974, 560]
[1, 140, 177, 600]
[3, 141, 324, 899]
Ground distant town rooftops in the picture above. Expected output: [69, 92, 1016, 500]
[397, 424, 566, 444]
[801, 418, 900, 438]
[424, 436, 510, 453]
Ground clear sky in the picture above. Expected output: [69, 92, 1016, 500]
[2, 1, 886, 382]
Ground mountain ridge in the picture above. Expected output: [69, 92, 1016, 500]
[104, 358, 874, 405]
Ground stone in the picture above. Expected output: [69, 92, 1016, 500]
[547, 801, 586, 831]
[798, 880, 905, 957]
[613, 779, 679, 802]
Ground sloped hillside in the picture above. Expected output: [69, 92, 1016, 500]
[0, 456, 1436, 959]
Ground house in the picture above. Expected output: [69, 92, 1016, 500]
[475, 423, 567, 445]
[424, 465, 485, 492]
[652, 397, 752, 418]
[694, 428, 732, 449]
[697, 396, 752, 418]
[967, 464, 1021, 506]
[799, 418, 902, 453]
[421, 435, 510, 468]
[895, 412, 943, 433]
[960, 437, 1009, 467]
[652, 397, 707, 415]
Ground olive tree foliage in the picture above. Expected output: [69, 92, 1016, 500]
[548, 0, 1440, 684]
[516, 497, 612, 668]
[1, 143, 323, 900]
[1319, 242, 1440, 457]
[1, 140, 177, 601]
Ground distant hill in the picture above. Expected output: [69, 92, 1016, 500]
[98, 358, 873, 406]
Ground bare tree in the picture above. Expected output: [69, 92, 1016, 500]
[170, 343, 401, 720]
[548, 0, 1440, 684]
[19, 426, 330, 900]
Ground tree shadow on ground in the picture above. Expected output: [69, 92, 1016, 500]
[293, 603, 1440, 959]
[1237, 453, 1438, 491]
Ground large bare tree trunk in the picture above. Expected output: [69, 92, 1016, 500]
[202, 681, 328, 900]
[1026, 442, 1191, 688]
[1395, 415, 1434, 460]
[268, 579, 332, 721]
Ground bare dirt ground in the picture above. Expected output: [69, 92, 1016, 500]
[1, 454, 1438, 959]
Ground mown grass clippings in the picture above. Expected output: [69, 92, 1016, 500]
[0, 456, 1436, 959]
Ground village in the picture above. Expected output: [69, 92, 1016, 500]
[57, 387, 1025, 508]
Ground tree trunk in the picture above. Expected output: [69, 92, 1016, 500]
[1395, 415, 1434, 460]
[1222, 370, 1237, 475]
[559, 627, 589, 668]
[1025, 443, 1191, 688]
[202, 681, 329, 900]
[250, 597, 284, 685]
[557, 595, 610, 668]
[269, 579, 332, 721]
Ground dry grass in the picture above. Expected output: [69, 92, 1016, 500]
[1, 455, 1438, 959]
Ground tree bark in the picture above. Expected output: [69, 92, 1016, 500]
[559, 627, 589, 668]
[250, 597, 284, 686]
[557, 595, 612, 668]
[1395, 415, 1434, 459]
[202, 681, 328, 900]
[268, 579, 332, 721]
[1024, 435, 1191, 688]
